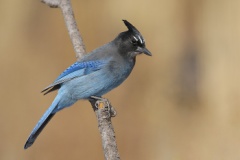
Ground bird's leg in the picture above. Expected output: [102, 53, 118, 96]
[90, 96, 110, 111]
[91, 96, 110, 108]
[90, 96, 117, 118]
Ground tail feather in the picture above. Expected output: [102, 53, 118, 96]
[24, 95, 61, 149]
[24, 114, 55, 149]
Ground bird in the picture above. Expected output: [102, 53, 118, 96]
[24, 20, 151, 149]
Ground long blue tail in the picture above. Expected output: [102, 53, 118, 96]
[24, 95, 61, 149]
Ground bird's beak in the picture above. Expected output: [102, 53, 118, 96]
[136, 47, 152, 56]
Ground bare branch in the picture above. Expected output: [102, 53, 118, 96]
[90, 99, 120, 160]
[42, 0, 86, 59]
[41, 0, 60, 8]
[42, 0, 120, 159]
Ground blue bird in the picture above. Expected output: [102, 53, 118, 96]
[24, 20, 151, 149]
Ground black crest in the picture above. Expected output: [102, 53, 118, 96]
[122, 20, 145, 46]
[122, 20, 139, 33]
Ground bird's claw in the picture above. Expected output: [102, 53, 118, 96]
[90, 96, 116, 118]
[91, 96, 109, 108]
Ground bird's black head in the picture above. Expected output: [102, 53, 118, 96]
[114, 20, 152, 58]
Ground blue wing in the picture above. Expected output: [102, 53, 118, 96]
[42, 60, 107, 94]
[56, 60, 105, 80]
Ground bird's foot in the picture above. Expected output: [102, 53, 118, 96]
[90, 96, 117, 118]
[91, 96, 110, 109]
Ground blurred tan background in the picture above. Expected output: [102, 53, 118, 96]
[1, 0, 240, 159]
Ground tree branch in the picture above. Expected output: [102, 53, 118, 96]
[42, 0, 86, 60]
[41, 0, 120, 159]
[90, 99, 120, 160]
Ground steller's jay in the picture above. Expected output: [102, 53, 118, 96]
[24, 20, 151, 149]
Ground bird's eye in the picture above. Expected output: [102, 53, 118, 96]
[131, 38, 138, 46]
